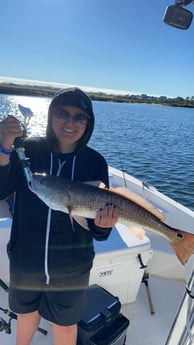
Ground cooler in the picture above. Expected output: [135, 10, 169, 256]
[77, 284, 129, 345]
[89, 224, 152, 304]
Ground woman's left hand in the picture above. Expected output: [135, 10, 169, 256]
[94, 204, 119, 228]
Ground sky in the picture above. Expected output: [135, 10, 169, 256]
[0, 0, 194, 98]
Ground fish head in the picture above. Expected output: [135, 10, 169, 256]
[30, 173, 70, 212]
[30, 173, 49, 194]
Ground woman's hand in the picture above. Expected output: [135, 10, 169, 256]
[94, 204, 119, 228]
[0, 116, 23, 150]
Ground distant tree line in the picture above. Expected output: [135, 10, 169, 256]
[90, 92, 194, 108]
[0, 82, 194, 108]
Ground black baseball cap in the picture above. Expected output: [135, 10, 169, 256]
[49, 87, 94, 118]
[46, 87, 95, 150]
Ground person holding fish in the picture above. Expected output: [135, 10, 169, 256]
[0, 87, 119, 345]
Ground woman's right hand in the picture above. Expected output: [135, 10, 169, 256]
[0, 116, 23, 150]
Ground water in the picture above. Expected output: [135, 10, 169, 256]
[0, 94, 193, 210]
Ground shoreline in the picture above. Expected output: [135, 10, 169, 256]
[0, 82, 194, 108]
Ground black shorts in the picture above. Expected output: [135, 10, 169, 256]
[9, 258, 92, 325]
[9, 284, 87, 326]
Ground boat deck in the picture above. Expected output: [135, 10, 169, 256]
[122, 276, 185, 345]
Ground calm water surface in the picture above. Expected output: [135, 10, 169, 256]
[0, 94, 193, 210]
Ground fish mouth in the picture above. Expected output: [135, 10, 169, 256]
[30, 173, 45, 193]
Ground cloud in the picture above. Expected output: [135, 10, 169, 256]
[0, 76, 133, 96]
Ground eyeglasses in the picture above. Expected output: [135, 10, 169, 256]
[53, 109, 89, 128]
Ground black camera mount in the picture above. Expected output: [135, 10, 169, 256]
[163, 0, 193, 29]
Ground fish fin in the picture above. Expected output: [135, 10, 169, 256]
[73, 216, 90, 231]
[130, 226, 145, 240]
[68, 204, 89, 231]
[111, 187, 165, 222]
[84, 180, 106, 188]
[68, 207, 76, 231]
[170, 230, 194, 265]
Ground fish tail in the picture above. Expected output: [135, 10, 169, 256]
[171, 230, 194, 265]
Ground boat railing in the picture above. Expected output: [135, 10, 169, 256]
[165, 270, 194, 345]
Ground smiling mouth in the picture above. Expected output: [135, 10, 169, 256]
[61, 128, 75, 134]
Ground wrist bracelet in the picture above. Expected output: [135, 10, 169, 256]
[0, 145, 13, 155]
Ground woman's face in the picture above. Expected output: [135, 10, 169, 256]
[51, 105, 88, 153]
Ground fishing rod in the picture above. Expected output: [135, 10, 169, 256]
[117, 149, 128, 188]
[1, 106, 46, 335]
[14, 104, 33, 189]
[0, 278, 47, 335]
[14, 136, 32, 189]
[0, 107, 47, 336]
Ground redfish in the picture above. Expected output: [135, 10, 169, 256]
[31, 174, 194, 265]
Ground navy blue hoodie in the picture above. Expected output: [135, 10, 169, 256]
[0, 89, 112, 289]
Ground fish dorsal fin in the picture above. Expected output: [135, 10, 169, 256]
[84, 180, 106, 188]
[111, 187, 166, 222]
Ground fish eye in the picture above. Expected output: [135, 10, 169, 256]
[177, 232, 184, 239]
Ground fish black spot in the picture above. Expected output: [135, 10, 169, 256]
[177, 232, 184, 239]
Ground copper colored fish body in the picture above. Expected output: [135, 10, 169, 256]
[31, 174, 194, 265]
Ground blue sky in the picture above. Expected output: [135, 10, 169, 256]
[0, 0, 194, 97]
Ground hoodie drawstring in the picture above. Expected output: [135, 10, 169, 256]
[44, 153, 76, 285]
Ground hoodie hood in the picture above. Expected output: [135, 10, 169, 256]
[46, 87, 95, 152]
